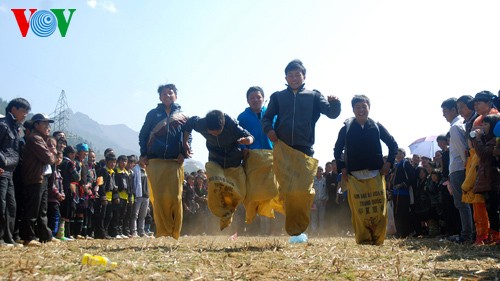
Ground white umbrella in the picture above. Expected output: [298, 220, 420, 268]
[409, 136, 440, 158]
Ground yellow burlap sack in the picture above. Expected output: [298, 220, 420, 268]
[461, 149, 485, 204]
[273, 141, 317, 236]
[146, 159, 184, 239]
[205, 161, 246, 230]
[243, 149, 279, 224]
[346, 174, 387, 245]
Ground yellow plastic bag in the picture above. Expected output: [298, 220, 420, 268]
[243, 149, 279, 223]
[272, 141, 317, 236]
[146, 159, 184, 239]
[346, 173, 387, 245]
[205, 161, 246, 230]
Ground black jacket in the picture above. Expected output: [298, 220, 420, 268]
[139, 103, 188, 160]
[334, 118, 398, 173]
[0, 113, 21, 178]
[262, 85, 341, 149]
[184, 114, 252, 168]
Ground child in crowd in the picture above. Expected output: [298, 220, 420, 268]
[132, 155, 151, 237]
[95, 152, 117, 239]
[310, 166, 327, 236]
[47, 148, 65, 239]
[113, 155, 129, 239]
[73, 143, 91, 239]
[59, 145, 80, 240]
[124, 155, 137, 237]
[182, 174, 198, 234]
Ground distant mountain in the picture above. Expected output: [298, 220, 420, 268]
[67, 111, 139, 157]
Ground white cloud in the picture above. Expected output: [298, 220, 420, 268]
[87, 0, 117, 13]
[0, 5, 7, 13]
[102, 2, 117, 13]
[87, 0, 97, 9]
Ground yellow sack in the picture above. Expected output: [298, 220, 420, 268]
[461, 149, 484, 204]
[205, 161, 246, 230]
[243, 149, 279, 223]
[146, 159, 184, 239]
[346, 174, 387, 245]
[273, 141, 317, 236]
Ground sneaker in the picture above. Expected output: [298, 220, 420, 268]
[57, 237, 70, 242]
[289, 233, 308, 243]
[131, 234, 140, 238]
[0, 241, 13, 247]
[76, 235, 85, 240]
[120, 234, 129, 239]
[23, 240, 42, 247]
[448, 236, 473, 245]
[114, 235, 122, 239]
[11, 242, 23, 248]
[47, 238, 61, 243]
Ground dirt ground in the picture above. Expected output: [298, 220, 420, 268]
[0, 235, 499, 280]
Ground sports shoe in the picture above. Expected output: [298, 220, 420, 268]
[23, 240, 42, 247]
[47, 238, 61, 243]
[448, 236, 473, 245]
[0, 241, 13, 247]
[11, 242, 23, 247]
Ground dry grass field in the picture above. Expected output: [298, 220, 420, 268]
[0, 235, 499, 280]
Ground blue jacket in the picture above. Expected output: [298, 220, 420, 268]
[237, 107, 272, 150]
[139, 103, 188, 160]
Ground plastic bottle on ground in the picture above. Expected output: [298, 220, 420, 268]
[81, 253, 117, 267]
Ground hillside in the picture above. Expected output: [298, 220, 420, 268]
[68, 111, 139, 157]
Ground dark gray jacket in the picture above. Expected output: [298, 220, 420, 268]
[184, 114, 252, 168]
[262, 85, 341, 150]
[0, 113, 21, 178]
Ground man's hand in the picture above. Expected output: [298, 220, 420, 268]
[341, 168, 348, 183]
[177, 153, 185, 164]
[183, 141, 192, 158]
[0, 168, 4, 176]
[380, 162, 391, 176]
[327, 95, 340, 102]
[57, 193, 65, 202]
[237, 136, 253, 145]
[267, 130, 278, 142]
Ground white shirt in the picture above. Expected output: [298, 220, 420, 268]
[449, 115, 467, 173]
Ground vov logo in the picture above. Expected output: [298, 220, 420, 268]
[11, 9, 76, 37]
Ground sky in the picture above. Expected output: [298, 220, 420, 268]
[1, 0, 500, 167]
